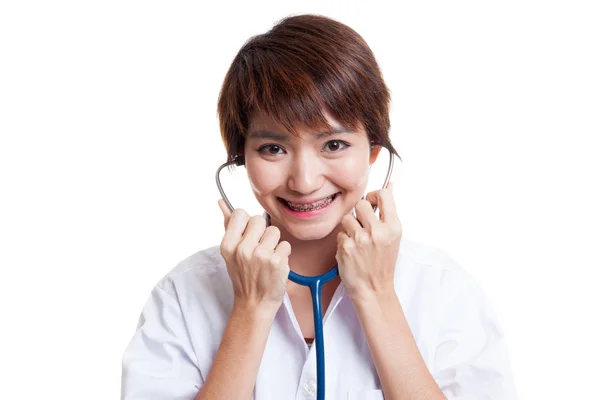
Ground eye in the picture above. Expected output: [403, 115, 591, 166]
[258, 144, 285, 155]
[324, 140, 350, 153]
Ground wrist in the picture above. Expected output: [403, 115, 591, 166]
[349, 286, 397, 312]
[233, 297, 281, 321]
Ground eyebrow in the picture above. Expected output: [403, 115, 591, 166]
[248, 126, 353, 141]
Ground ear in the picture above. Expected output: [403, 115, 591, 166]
[369, 144, 382, 165]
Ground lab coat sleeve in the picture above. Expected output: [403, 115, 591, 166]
[121, 283, 203, 400]
[432, 267, 519, 400]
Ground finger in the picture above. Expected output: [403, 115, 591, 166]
[340, 212, 362, 237]
[365, 182, 398, 223]
[274, 240, 292, 259]
[218, 199, 232, 229]
[224, 208, 250, 244]
[240, 215, 268, 247]
[258, 225, 281, 250]
[336, 231, 351, 251]
[355, 199, 379, 232]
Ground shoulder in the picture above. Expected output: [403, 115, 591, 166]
[394, 237, 508, 365]
[396, 235, 475, 284]
[394, 235, 487, 311]
[153, 245, 231, 304]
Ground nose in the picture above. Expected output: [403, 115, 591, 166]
[287, 151, 325, 194]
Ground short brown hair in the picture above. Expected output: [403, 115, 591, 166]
[217, 14, 400, 163]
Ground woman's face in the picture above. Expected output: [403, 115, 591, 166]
[244, 110, 381, 241]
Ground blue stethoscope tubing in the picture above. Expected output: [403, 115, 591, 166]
[216, 148, 394, 400]
[288, 266, 339, 400]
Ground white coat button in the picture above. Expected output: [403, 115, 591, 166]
[301, 380, 317, 397]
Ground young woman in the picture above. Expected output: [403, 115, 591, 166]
[121, 14, 518, 400]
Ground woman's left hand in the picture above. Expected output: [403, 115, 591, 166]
[336, 182, 403, 302]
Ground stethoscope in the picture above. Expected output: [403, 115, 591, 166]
[215, 148, 394, 400]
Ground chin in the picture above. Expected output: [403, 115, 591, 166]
[286, 226, 336, 241]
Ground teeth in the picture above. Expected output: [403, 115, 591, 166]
[286, 194, 335, 211]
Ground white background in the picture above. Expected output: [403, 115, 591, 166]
[1, 1, 599, 399]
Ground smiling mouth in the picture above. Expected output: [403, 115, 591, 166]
[278, 192, 340, 212]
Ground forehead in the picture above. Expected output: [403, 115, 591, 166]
[247, 110, 364, 140]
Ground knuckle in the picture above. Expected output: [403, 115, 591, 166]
[342, 237, 355, 251]
[270, 255, 281, 266]
[237, 243, 253, 261]
[371, 230, 385, 243]
[355, 231, 370, 245]
[383, 222, 401, 239]
[254, 246, 271, 261]
[220, 239, 234, 257]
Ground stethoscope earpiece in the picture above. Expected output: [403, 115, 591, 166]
[234, 155, 245, 166]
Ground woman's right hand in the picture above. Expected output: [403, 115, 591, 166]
[218, 199, 291, 314]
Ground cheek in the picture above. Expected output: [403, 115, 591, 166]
[334, 157, 371, 192]
[246, 162, 282, 196]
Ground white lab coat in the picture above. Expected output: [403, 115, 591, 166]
[121, 236, 519, 399]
